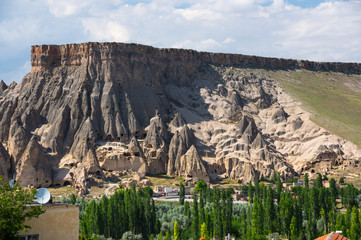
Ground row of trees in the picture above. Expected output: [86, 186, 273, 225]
[77, 173, 361, 240]
[156, 174, 361, 240]
[236, 173, 361, 240]
[80, 185, 159, 239]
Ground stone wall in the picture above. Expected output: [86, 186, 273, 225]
[18, 204, 79, 240]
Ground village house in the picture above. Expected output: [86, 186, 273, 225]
[153, 186, 179, 196]
[315, 231, 349, 240]
[18, 204, 79, 240]
[292, 181, 303, 187]
[323, 180, 330, 188]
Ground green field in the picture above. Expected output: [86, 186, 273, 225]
[261, 69, 361, 148]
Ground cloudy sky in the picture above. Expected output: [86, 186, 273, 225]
[0, 0, 360, 84]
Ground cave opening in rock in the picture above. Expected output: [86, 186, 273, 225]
[63, 181, 71, 186]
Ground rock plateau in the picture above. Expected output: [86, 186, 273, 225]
[0, 42, 360, 194]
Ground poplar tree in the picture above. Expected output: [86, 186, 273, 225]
[201, 222, 207, 239]
[213, 188, 222, 239]
[290, 216, 297, 240]
[335, 214, 346, 237]
[179, 181, 185, 205]
[192, 193, 200, 240]
[174, 220, 180, 240]
[264, 186, 275, 233]
[315, 173, 323, 188]
[165, 231, 171, 240]
[304, 173, 309, 189]
[349, 206, 360, 240]
[248, 181, 254, 203]
[276, 173, 282, 203]
[329, 178, 337, 199]
[199, 189, 205, 224]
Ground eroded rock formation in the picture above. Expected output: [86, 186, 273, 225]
[0, 42, 360, 192]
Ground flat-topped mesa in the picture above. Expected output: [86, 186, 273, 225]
[31, 42, 361, 74]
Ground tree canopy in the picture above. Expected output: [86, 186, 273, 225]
[0, 176, 45, 240]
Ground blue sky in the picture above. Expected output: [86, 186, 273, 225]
[0, 0, 360, 84]
[287, 0, 342, 8]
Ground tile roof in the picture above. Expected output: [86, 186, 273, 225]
[315, 232, 349, 240]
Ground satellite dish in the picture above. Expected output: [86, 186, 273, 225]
[35, 188, 51, 205]
[9, 179, 15, 188]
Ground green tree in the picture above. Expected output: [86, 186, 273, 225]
[179, 181, 185, 205]
[0, 177, 45, 239]
[290, 216, 297, 240]
[248, 181, 254, 203]
[251, 198, 264, 239]
[264, 186, 275, 233]
[304, 173, 309, 189]
[339, 178, 345, 184]
[276, 173, 282, 203]
[329, 178, 337, 199]
[272, 171, 278, 184]
[195, 180, 207, 193]
[165, 231, 171, 240]
[213, 188, 222, 239]
[69, 193, 76, 205]
[345, 205, 352, 234]
[201, 222, 207, 239]
[335, 214, 346, 237]
[315, 173, 323, 188]
[174, 220, 180, 240]
[192, 193, 200, 240]
[279, 192, 293, 238]
[349, 206, 360, 240]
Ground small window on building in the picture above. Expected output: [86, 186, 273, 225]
[20, 234, 39, 240]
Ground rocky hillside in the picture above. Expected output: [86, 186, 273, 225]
[0, 42, 360, 194]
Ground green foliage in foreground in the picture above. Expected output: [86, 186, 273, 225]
[76, 176, 361, 240]
[0, 176, 45, 240]
[80, 185, 159, 240]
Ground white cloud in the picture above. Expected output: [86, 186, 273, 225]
[1, 0, 361, 84]
[82, 19, 130, 42]
[45, 0, 92, 17]
[223, 38, 236, 44]
[173, 38, 223, 51]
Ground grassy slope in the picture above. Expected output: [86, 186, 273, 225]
[262, 69, 361, 148]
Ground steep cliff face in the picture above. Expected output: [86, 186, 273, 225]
[0, 142, 10, 181]
[0, 42, 360, 191]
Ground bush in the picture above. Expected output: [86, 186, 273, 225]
[122, 231, 143, 240]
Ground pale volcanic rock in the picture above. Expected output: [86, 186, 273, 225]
[143, 112, 169, 174]
[96, 145, 147, 174]
[15, 136, 52, 188]
[7, 119, 32, 163]
[0, 80, 8, 96]
[0, 42, 360, 191]
[128, 136, 144, 157]
[169, 112, 186, 129]
[0, 142, 10, 181]
[167, 124, 193, 176]
[52, 167, 74, 187]
[178, 145, 209, 182]
[73, 167, 89, 195]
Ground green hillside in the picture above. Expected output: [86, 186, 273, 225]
[268, 69, 361, 147]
